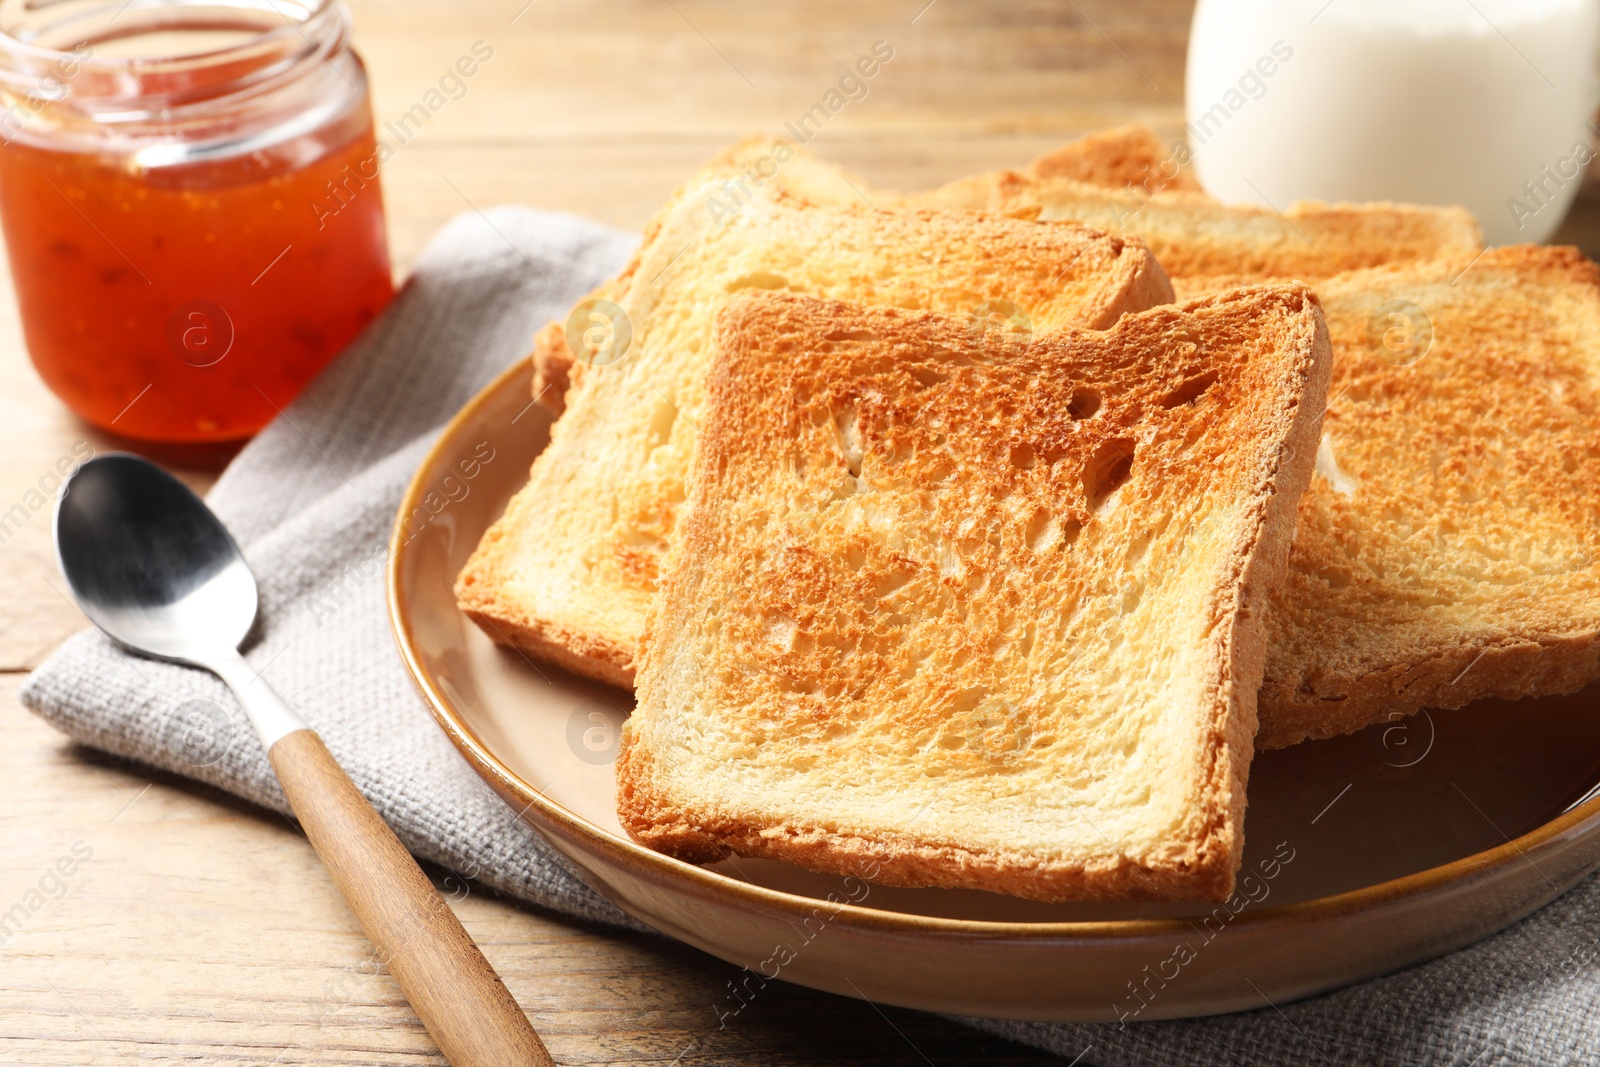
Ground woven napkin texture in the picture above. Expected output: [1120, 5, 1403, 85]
[22, 207, 1600, 1067]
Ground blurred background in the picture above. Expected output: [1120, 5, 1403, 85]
[359, 0, 1202, 266]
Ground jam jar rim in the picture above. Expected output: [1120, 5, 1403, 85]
[0, 0, 351, 119]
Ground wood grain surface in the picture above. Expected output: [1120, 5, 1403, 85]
[3, 1, 1598, 1063]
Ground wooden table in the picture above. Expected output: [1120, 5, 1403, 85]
[4, 2, 1598, 1064]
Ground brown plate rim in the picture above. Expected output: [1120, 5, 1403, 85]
[388, 355, 1600, 940]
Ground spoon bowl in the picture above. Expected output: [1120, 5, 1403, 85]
[56, 453, 256, 664]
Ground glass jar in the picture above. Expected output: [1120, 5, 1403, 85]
[0, 0, 393, 442]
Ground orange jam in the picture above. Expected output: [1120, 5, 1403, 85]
[0, 128, 391, 440]
[0, 0, 392, 442]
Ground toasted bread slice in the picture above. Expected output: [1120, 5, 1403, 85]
[1027, 123, 1204, 193]
[909, 171, 1483, 281]
[457, 182, 1174, 687]
[1253, 246, 1600, 746]
[530, 129, 1198, 414]
[618, 287, 1331, 902]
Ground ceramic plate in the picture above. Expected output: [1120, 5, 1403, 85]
[388, 358, 1600, 1023]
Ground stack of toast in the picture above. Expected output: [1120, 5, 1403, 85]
[456, 125, 1600, 902]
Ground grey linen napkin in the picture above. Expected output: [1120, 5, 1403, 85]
[22, 207, 1600, 1067]
[22, 207, 640, 929]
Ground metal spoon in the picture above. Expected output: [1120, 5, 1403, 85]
[55, 453, 552, 1067]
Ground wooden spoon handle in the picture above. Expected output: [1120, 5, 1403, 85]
[269, 728, 554, 1067]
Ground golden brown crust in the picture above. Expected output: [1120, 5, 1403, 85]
[454, 539, 636, 687]
[1259, 634, 1600, 749]
[1114, 237, 1183, 327]
[620, 286, 1330, 902]
[530, 318, 573, 416]
[909, 174, 1483, 282]
[1028, 124, 1205, 193]
[461, 608, 636, 689]
[1255, 245, 1600, 746]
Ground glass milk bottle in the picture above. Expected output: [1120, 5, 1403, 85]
[1186, 0, 1600, 244]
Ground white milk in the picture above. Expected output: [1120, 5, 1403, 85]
[1185, 0, 1600, 244]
